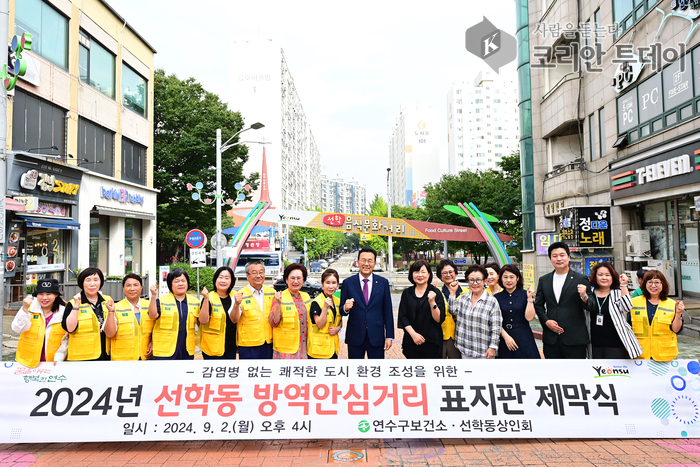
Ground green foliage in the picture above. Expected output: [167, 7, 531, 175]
[289, 227, 345, 259]
[423, 150, 523, 262]
[364, 194, 388, 253]
[154, 69, 259, 259]
[170, 262, 216, 292]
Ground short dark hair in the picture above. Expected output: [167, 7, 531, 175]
[122, 273, 143, 288]
[483, 262, 501, 277]
[636, 269, 646, 280]
[436, 259, 457, 281]
[498, 264, 523, 289]
[166, 268, 190, 293]
[283, 263, 308, 283]
[78, 267, 104, 290]
[321, 268, 339, 285]
[357, 247, 377, 261]
[548, 241, 570, 258]
[408, 260, 433, 286]
[589, 261, 620, 290]
[465, 264, 487, 282]
[213, 266, 235, 294]
[641, 269, 670, 301]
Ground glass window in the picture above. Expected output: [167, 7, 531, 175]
[90, 215, 109, 271]
[78, 117, 114, 177]
[11, 89, 66, 153]
[643, 202, 666, 222]
[26, 228, 65, 273]
[79, 32, 115, 99]
[122, 64, 147, 117]
[125, 219, 142, 275]
[121, 138, 146, 185]
[646, 225, 669, 260]
[613, 0, 634, 28]
[598, 107, 606, 158]
[15, 0, 68, 69]
[589, 114, 596, 161]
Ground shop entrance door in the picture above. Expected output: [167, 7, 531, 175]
[680, 223, 700, 295]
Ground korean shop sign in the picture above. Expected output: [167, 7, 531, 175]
[559, 206, 612, 249]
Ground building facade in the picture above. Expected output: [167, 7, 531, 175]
[523, 0, 700, 297]
[4, 0, 156, 304]
[389, 103, 441, 207]
[320, 174, 367, 215]
[227, 38, 321, 212]
[447, 71, 520, 174]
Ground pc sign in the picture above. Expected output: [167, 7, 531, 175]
[465, 17, 517, 74]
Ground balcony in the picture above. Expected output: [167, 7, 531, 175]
[540, 73, 584, 138]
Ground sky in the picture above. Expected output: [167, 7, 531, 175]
[114, 0, 519, 205]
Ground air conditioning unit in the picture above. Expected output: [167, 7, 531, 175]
[626, 230, 651, 256]
[624, 270, 639, 290]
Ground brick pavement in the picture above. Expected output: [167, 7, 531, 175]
[2, 438, 700, 466]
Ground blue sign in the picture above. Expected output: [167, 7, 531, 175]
[454, 258, 467, 265]
[281, 237, 286, 252]
[186, 229, 207, 249]
[585, 257, 614, 276]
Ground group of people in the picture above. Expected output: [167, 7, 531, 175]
[11, 243, 685, 367]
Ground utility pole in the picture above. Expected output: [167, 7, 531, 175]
[386, 168, 393, 273]
[303, 237, 315, 268]
[0, 0, 9, 359]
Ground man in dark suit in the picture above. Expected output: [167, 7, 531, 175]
[340, 247, 394, 359]
[534, 242, 591, 359]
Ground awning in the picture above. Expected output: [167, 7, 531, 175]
[94, 205, 155, 221]
[5, 197, 25, 211]
[15, 215, 81, 230]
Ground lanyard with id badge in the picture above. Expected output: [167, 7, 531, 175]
[595, 294, 609, 326]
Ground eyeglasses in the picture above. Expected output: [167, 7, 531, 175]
[247, 271, 265, 276]
[288, 277, 304, 283]
[441, 270, 455, 276]
[647, 280, 663, 286]
[468, 278, 484, 284]
[358, 259, 375, 265]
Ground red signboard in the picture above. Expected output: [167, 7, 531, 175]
[323, 214, 345, 227]
[244, 239, 270, 250]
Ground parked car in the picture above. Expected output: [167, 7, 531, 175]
[319, 259, 329, 269]
[309, 262, 322, 273]
[272, 276, 323, 298]
[349, 259, 359, 273]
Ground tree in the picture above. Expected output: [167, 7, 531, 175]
[154, 69, 259, 261]
[363, 194, 388, 254]
[423, 150, 523, 262]
[289, 227, 344, 260]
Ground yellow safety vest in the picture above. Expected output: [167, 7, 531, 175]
[199, 292, 234, 357]
[15, 309, 66, 367]
[307, 293, 342, 359]
[237, 285, 275, 347]
[67, 294, 112, 361]
[152, 293, 199, 358]
[272, 289, 311, 355]
[109, 298, 153, 361]
[441, 285, 468, 340]
[630, 296, 678, 361]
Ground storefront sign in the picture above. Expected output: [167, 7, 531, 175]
[20, 170, 79, 195]
[544, 200, 565, 217]
[584, 257, 615, 276]
[13, 196, 38, 212]
[610, 139, 700, 200]
[637, 73, 662, 124]
[8, 155, 83, 205]
[100, 186, 145, 204]
[617, 88, 638, 133]
[535, 233, 561, 256]
[663, 53, 693, 110]
[523, 263, 535, 290]
[1, 33, 32, 91]
[559, 206, 612, 249]
[2, 359, 699, 442]
[4, 222, 21, 278]
[244, 239, 270, 250]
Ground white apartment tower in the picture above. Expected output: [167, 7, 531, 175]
[447, 70, 519, 173]
[389, 104, 441, 207]
[320, 175, 367, 215]
[227, 38, 321, 210]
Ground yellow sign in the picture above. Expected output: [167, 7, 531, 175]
[523, 263, 535, 291]
[360, 234, 373, 241]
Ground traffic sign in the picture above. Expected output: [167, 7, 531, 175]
[186, 229, 207, 249]
[453, 258, 467, 265]
[190, 248, 207, 268]
[211, 233, 227, 249]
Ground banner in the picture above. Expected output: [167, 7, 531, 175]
[1, 359, 699, 443]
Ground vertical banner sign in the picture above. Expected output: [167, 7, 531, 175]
[560, 207, 612, 249]
[2, 360, 700, 442]
[522, 264, 535, 290]
[158, 266, 170, 297]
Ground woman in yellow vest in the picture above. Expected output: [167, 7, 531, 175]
[484, 263, 503, 295]
[110, 274, 153, 360]
[435, 259, 467, 359]
[307, 268, 342, 359]
[630, 269, 684, 361]
[269, 263, 311, 359]
[148, 268, 200, 360]
[12, 278, 67, 367]
[199, 266, 237, 359]
[61, 268, 116, 361]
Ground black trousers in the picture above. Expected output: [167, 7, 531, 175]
[543, 335, 587, 359]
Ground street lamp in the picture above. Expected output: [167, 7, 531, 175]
[386, 167, 393, 274]
[216, 122, 265, 267]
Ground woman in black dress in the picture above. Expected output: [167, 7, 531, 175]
[494, 264, 540, 359]
[397, 260, 445, 359]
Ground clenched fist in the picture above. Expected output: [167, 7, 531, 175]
[22, 295, 34, 312]
[577, 284, 588, 299]
[150, 284, 158, 297]
[201, 287, 210, 300]
[234, 291, 243, 305]
[344, 298, 355, 311]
